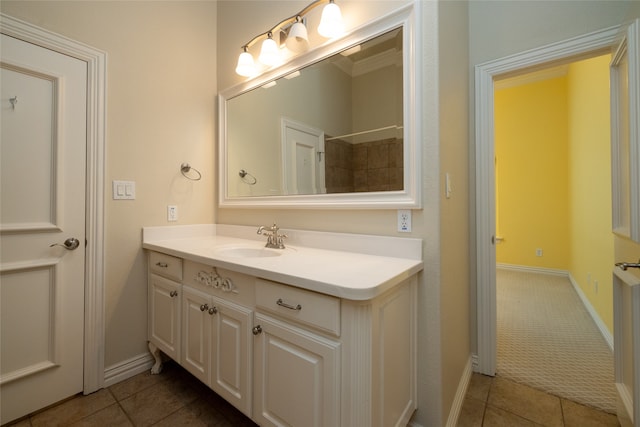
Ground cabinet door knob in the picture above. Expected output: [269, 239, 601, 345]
[169, 290, 178, 297]
[200, 304, 209, 312]
[252, 325, 262, 335]
[208, 306, 218, 315]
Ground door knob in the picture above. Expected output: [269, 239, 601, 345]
[50, 237, 80, 250]
[615, 259, 640, 271]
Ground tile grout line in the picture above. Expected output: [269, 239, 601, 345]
[107, 387, 136, 426]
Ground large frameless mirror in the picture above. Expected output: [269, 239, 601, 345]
[218, 4, 420, 209]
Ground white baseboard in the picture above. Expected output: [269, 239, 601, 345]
[103, 352, 154, 388]
[568, 275, 614, 351]
[497, 263, 613, 351]
[497, 263, 568, 276]
[445, 355, 473, 427]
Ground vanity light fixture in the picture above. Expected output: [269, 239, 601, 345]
[234, 0, 344, 77]
[317, 0, 344, 38]
[258, 32, 280, 66]
[285, 17, 309, 53]
[235, 46, 257, 77]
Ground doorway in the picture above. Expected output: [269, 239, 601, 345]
[474, 24, 622, 375]
[493, 54, 616, 411]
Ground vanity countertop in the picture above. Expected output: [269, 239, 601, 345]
[142, 224, 423, 301]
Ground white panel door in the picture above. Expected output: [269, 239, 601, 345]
[0, 34, 87, 424]
[610, 18, 640, 427]
[281, 118, 326, 195]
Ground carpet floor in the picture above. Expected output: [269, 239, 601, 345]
[496, 268, 617, 413]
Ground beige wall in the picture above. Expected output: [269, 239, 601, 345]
[0, 1, 218, 368]
[1, 1, 469, 424]
[468, 0, 640, 358]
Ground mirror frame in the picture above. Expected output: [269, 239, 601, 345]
[218, 3, 421, 209]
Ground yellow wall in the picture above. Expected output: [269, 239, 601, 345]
[495, 54, 614, 332]
[495, 76, 570, 269]
[567, 55, 614, 332]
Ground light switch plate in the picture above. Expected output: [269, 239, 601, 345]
[112, 180, 135, 200]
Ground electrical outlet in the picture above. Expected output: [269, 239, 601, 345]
[398, 209, 412, 232]
[167, 205, 178, 222]
[536, 248, 543, 257]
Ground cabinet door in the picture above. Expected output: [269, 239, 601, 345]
[210, 297, 253, 417]
[182, 287, 211, 384]
[149, 274, 181, 361]
[253, 313, 340, 427]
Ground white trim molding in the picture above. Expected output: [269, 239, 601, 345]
[104, 353, 154, 388]
[1, 13, 107, 393]
[445, 356, 473, 427]
[475, 24, 621, 376]
[568, 274, 614, 351]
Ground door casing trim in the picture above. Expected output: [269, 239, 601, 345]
[1, 13, 107, 393]
[474, 24, 621, 375]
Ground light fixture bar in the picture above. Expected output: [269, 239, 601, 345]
[239, 0, 335, 51]
[235, 0, 343, 77]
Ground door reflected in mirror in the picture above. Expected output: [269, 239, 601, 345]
[226, 27, 403, 197]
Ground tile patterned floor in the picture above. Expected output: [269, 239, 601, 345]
[458, 373, 621, 427]
[4, 362, 621, 426]
[4, 361, 257, 427]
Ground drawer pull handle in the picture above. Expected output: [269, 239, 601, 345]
[170, 290, 178, 297]
[277, 298, 302, 311]
[200, 304, 209, 312]
[155, 262, 168, 268]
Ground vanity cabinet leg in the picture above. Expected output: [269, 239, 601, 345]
[148, 341, 163, 374]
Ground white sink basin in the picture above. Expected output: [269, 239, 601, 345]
[216, 246, 283, 258]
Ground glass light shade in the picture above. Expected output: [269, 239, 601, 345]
[285, 21, 309, 53]
[235, 51, 256, 77]
[258, 37, 280, 66]
[317, 2, 344, 38]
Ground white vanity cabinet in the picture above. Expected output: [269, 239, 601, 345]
[145, 239, 419, 427]
[181, 286, 210, 383]
[148, 252, 182, 371]
[252, 279, 341, 427]
[181, 285, 254, 416]
[251, 277, 417, 427]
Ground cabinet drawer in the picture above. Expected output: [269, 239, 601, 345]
[149, 252, 183, 281]
[256, 279, 340, 336]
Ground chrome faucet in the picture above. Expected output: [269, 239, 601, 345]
[257, 223, 287, 249]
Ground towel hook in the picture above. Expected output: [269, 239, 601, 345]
[180, 163, 202, 181]
[9, 96, 17, 110]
